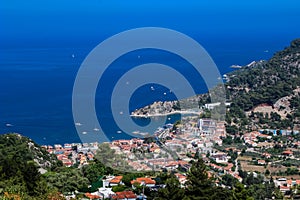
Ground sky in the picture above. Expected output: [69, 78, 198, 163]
[1, 0, 300, 47]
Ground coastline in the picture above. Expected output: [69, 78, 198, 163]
[130, 110, 201, 118]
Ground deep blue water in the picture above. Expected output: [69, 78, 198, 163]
[1, 0, 300, 144]
[0, 36, 287, 145]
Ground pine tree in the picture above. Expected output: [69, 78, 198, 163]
[157, 174, 185, 200]
[185, 159, 233, 200]
[185, 159, 213, 198]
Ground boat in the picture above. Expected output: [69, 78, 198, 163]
[6, 123, 13, 127]
[230, 65, 242, 69]
[117, 130, 122, 134]
[132, 131, 139, 135]
[132, 131, 148, 136]
[82, 131, 87, 134]
[75, 122, 82, 126]
[138, 132, 150, 136]
[93, 128, 100, 131]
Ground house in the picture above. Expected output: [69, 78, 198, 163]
[282, 150, 293, 157]
[98, 187, 115, 199]
[102, 176, 123, 187]
[131, 177, 156, 188]
[109, 176, 123, 187]
[163, 161, 178, 170]
[224, 163, 234, 171]
[211, 153, 228, 163]
[85, 193, 101, 199]
[112, 191, 137, 200]
[204, 103, 231, 110]
[54, 144, 62, 150]
[214, 138, 223, 146]
[279, 185, 290, 193]
[210, 163, 223, 171]
[175, 173, 187, 186]
[262, 152, 271, 159]
[274, 178, 287, 188]
[233, 173, 243, 182]
[257, 160, 266, 165]
[286, 179, 300, 188]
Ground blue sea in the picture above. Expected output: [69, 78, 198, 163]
[1, 0, 300, 144]
[0, 36, 290, 145]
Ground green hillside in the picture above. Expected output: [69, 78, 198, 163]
[0, 133, 62, 199]
[226, 39, 300, 132]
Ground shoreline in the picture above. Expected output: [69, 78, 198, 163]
[130, 110, 201, 118]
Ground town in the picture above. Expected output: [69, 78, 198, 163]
[42, 114, 300, 199]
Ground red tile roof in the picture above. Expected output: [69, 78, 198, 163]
[131, 177, 156, 185]
[85, 193, 101, 199]
[110, 176, 123, 184]
[112, 191, 136, 199]
[283, 150, 293, 155]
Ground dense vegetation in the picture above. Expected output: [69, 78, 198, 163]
[0, 133, 283, 199]
[225, 38, 300, 131]
[227, 39, 300, 110]
[0, 134, 287, 200]
[0, 133, 63, 199]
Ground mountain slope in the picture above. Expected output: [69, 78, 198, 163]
[0, 133, 62, 170]
[0, 133, 63, 198]
[226, 39, 300, 131]
[227, 39, 300, 110]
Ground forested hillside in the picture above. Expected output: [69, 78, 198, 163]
[0, 133, 63, 199]
[227, 38, 300, 110]
[226, 39, 300, 132]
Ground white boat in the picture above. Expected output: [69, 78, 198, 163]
[230, 65, 242, 69]
[75, 122, 82, 126]
[138, 132, 150, 136]
[132, 131, 139, 135]
[133, 131, 149, 136]
[6, 123, 13, 127]
[117, 130, 122, 134]
[93, 128, 100, 131]
[82, 131, 87, 135]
